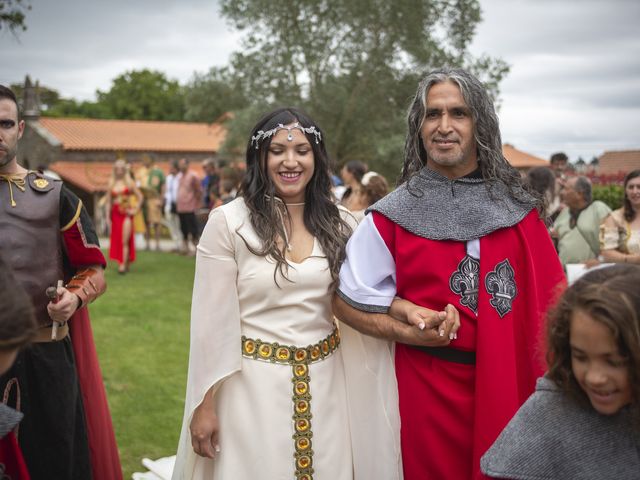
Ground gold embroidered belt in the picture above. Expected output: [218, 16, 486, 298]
[241, 327, 340, 480]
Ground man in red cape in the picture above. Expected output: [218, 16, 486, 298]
[333, 68, 565, 479]
[0, 85, 122, 479]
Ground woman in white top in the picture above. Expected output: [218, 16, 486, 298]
[600, 170, 640, 264]
[172, 108, 402, 480]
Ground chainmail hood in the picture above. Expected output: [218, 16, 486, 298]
[368, 167, 536, 241]
[0, 402, 23, 439]
[481, 376, 640, 480]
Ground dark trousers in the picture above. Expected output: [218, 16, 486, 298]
[1, 338, 92, 480]
[178, 211, 199, 240]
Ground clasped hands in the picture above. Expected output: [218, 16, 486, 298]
[390, 297, 461, 347]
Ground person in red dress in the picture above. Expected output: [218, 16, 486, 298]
[333, 68, 565, 479]
[106, 159, 144, 274]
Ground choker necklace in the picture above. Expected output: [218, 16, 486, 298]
[285, 202, 305, 206]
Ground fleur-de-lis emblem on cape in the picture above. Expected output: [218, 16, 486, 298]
[485, 259, 517, 318]
[449, 255, 480, 314]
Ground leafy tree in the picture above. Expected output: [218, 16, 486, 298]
[218, 0, 508, 179]
[44, 98, 111, 119]
[0, 0, 30, 34]
[96, 69, 185, 121]
[11, 82, 62, 111]
[10, 82, 111, 118]
[184, 67, 249, 123]
[12, 70, 185, 121]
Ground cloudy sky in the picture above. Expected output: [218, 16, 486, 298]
[1, 0, 638, 162]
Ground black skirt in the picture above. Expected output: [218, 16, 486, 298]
[0, 337, 92, 480]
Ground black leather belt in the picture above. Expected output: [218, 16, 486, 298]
[410, 345, 476, 365]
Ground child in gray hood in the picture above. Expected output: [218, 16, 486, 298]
[482, 264, 640, 479]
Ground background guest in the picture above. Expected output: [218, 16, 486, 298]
[552, 175, 610, 267]
[176, 158, 203, 255]
[106, 159, 144, 274]
[600, 169, 640, 265]
[339, 160, 368, 210]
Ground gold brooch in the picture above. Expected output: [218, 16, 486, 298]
[34, 178, 50, 189]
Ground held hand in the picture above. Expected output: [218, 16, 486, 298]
[190, 400, 221, 458]
[404, 304, 446, 331]
[403, 303, 461, 347]
[438, 303, 461, 340]
[47, 287, 80, 323]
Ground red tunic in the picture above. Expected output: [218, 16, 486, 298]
[371, 210, 565, 479]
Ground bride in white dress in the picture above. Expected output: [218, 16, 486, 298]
[172, 108, 402, 480]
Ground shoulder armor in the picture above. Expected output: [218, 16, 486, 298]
[27, 171, 60, 193]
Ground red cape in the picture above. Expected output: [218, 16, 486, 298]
[474, 210, 565, 475]
[69, 308, 123, 480]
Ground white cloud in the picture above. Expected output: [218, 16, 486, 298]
[1, 0, 638, 162]
[471, 0, 640, 161]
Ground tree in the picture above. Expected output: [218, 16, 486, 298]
[44, 98, 111, 119]
[183, 67, 249, 123]
[10, 82, 112, 119]
[96, 69, 185, 121]
[11, 82, 62, 111]
[0, 0, 30, 34]
[218, 0, 508, 179]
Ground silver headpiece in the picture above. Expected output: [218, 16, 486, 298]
[251, 122, 322, 149]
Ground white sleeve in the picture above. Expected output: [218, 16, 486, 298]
[337, 213, 397, 313]
[173, 206, 241, 479]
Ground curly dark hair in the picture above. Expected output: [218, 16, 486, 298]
[546, 264, 640, 430]
[399, 67, 542, 214]
[0, 255, 37, 352]
[361, 173, 389, 206]
[623, 169, 640, 222]
[239, 107, 352, 288]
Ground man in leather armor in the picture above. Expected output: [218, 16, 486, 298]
[0, 85, 121, 480]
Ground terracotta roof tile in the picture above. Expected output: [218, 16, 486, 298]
[38, 117, 226, 152]
[597, 150, 640, 175]
[49, 161, 204, 193]
[502, 144, 549, 168]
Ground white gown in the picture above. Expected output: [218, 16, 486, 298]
[172, 198, 403, 480]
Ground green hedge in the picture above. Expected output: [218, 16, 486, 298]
[593, 184, 624, 210]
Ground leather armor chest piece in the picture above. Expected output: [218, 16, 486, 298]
[0, 174, 64, 326]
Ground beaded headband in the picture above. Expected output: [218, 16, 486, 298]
[251, 122, 322, 149]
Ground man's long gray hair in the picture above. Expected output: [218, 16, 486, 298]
[399, 67, 541, 210]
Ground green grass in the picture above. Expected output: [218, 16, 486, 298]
[90, 250, 195, 478]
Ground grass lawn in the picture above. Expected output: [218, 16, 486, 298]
[90, 250, 195, 478]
